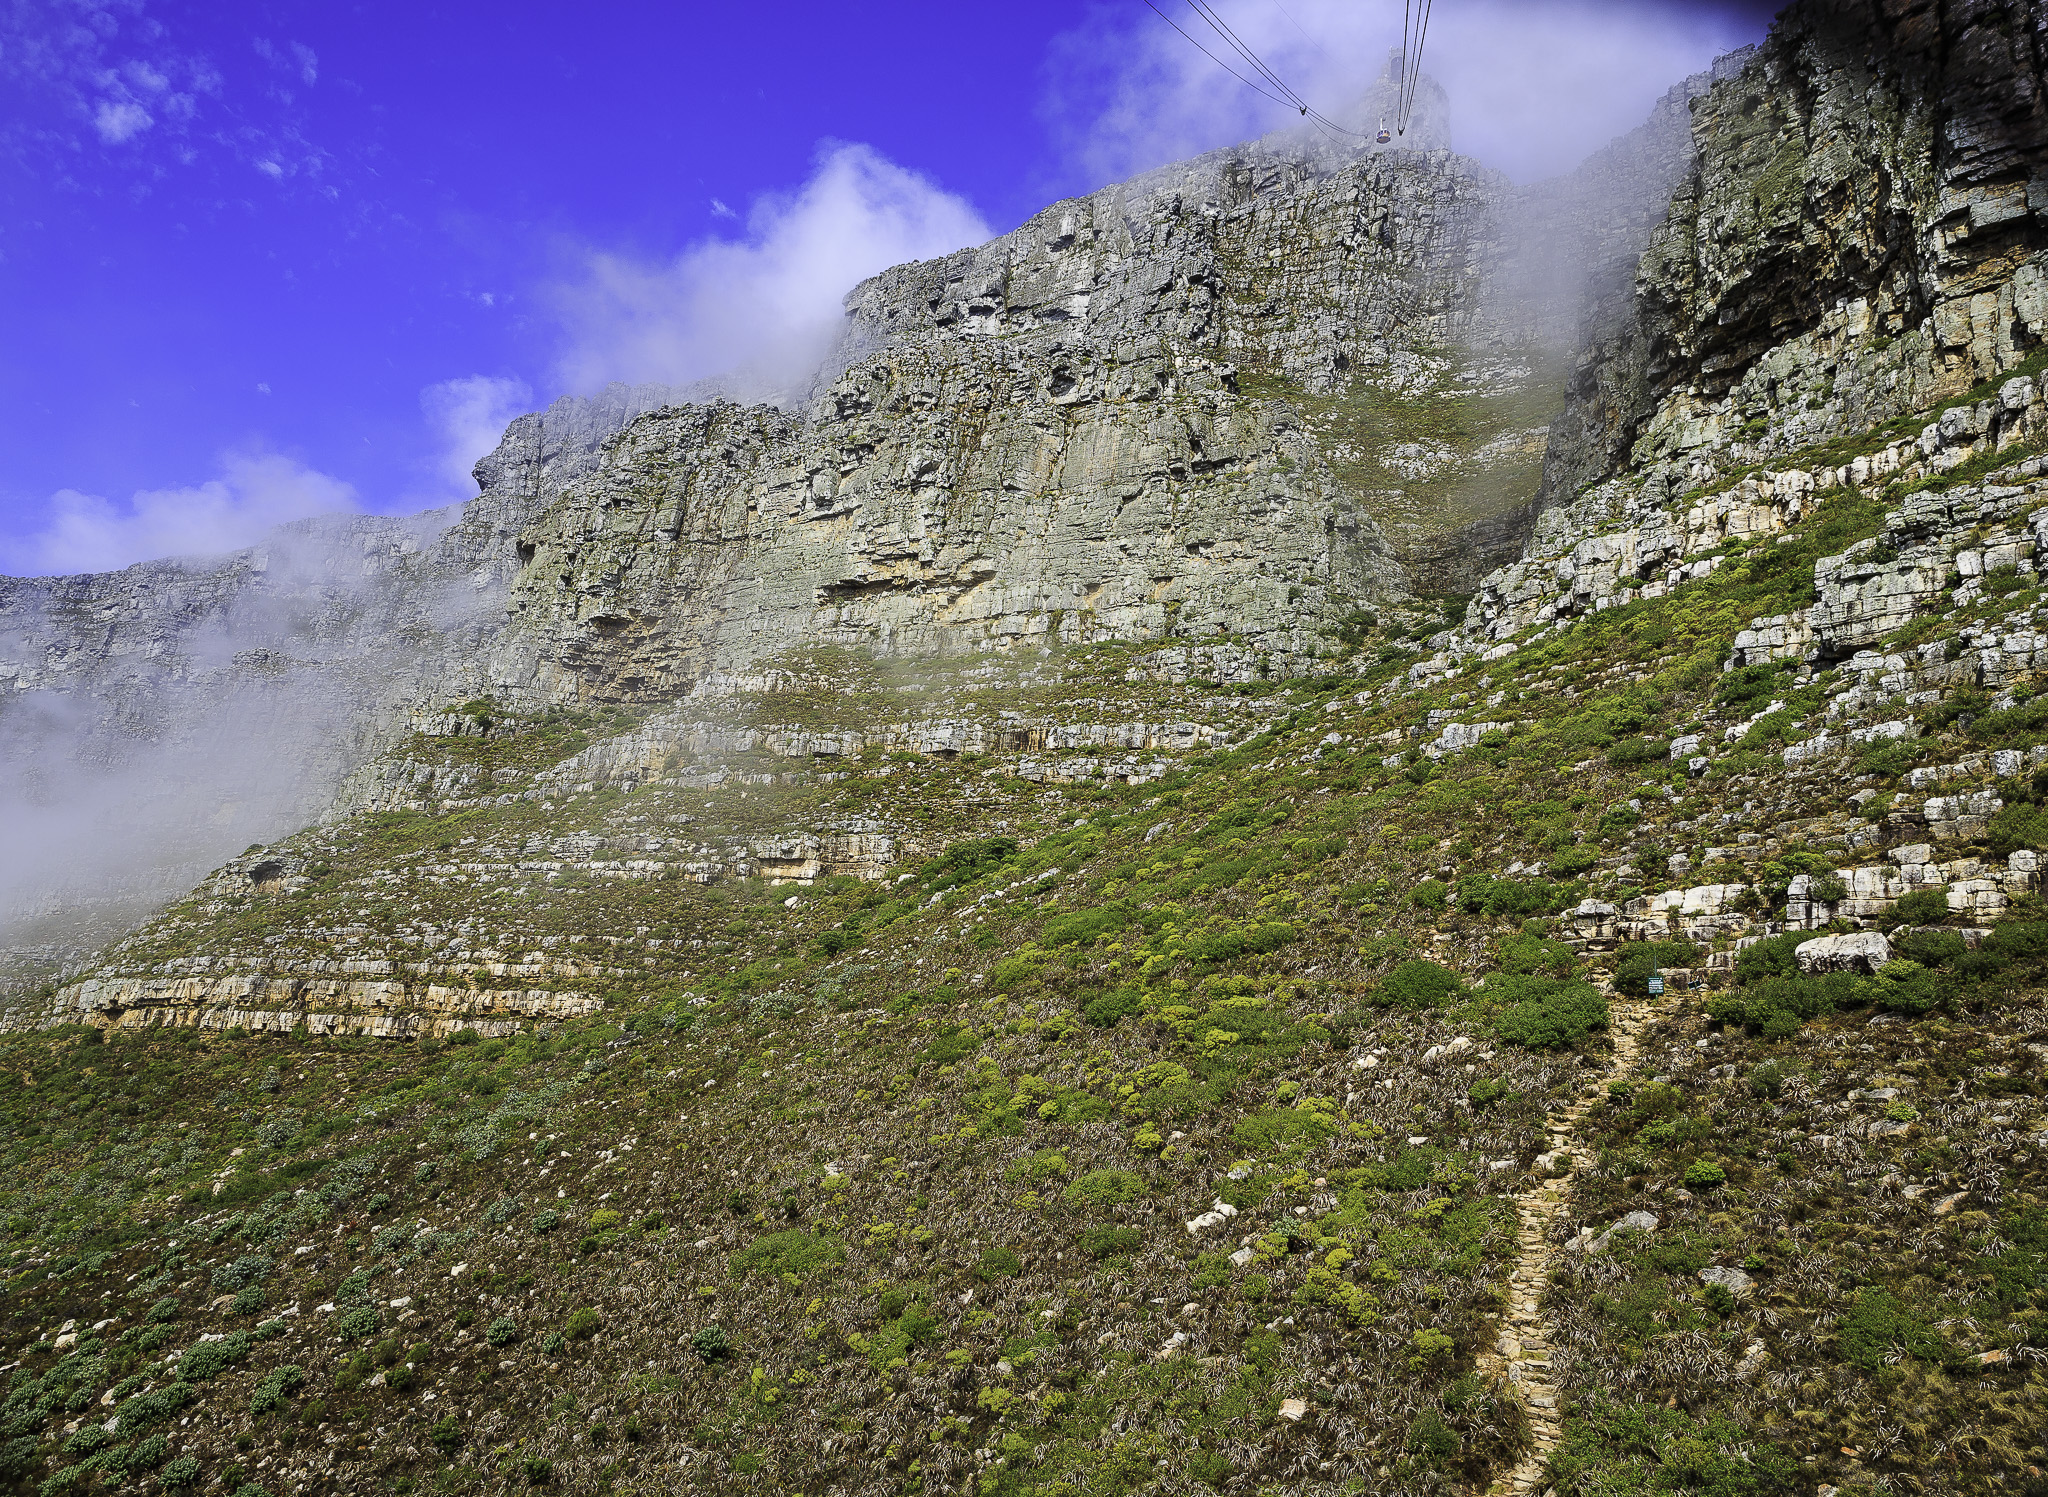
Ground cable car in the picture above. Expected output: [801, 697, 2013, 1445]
[1375, 119, 1392, 145]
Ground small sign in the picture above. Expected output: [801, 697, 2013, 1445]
[1647, 975, 1666, 995]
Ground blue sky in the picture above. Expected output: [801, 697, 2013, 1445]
[0, 0, 1778, 574]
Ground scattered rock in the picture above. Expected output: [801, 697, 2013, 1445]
[1277, 1398, 1308, 1422]
[1699, 1265, 1755, 1300]
[1795, 931, 1891, 974]
[1579, 1210, 1659, 1254]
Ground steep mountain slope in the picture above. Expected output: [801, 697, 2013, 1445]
[4, 5, 2048, 1497]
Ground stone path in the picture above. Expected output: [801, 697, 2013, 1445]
[1482, 995, 1658, 1497]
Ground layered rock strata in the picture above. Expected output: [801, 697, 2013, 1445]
[1541, 0, 2048, 506]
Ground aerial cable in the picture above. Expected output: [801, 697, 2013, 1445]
[1266, 0, 1323, 55]
[1185, 0, 1366, 136]
[1139, 0, 1376, 143]
[1140, 0, 1300, 112]
[1177, 0, 1373, 139]
[1396, 0, 1434, 136]
[1184, 0, 1311, 110]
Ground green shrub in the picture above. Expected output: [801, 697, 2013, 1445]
[0, 1438, 37, 1483]
[523, 1456, 555, 1485]
[333, 1308, 379, 1341]
[1605, 736, 1670, 767]
[1839, 1289, 1944, 1371]
[1375, 959, 1463, 1011]
[248, 1365, 304, 1418]
[977, 1247, 1023, 1279]
[1231, 1107, 1339, 1157]
[1889, 888, 1952, 926]
[1682, 1159, 1726, 1188]
[1547, 843, 1599, 877]
[1715, 661, 1787, 708]
[921, 1026, 979, 1065]
[1064, 1170, 1146, 1208]
[532, 1209, 560, 1234]
[690, 1325, 730, 1361]
[1468, 1078, 1509, 1107]
[1457, 875, 1571, 918]
[429, 1415, 462, 1455]
[1709, 971, 1856, 1036]
[1733, 932, 1803, 982]
[1498, 931, 1577, 977]
[1081, 987, 1141, 1028]
[1409, 879, 1448, 912]
[1406, 1409, 1461, 1464]
[1547, 1397, 1795, 1497]
[1079, 1225, 1143, 1259]
[1988, 801, 2048, 857]
[1892, 927, 1967, 968]
[1492, 976, 1608, 1049]
[177, 1329, 253, 1382]
[161, 1456, 203, 1489]
[564, 1307, 601, 1341]
[1987, 920, 2048, 958]
[731, 1229, 844, 1280]
[1611, 940, 1702, 997]
[1041, 905, 1128, 949]
[486, 1317, 519, 1347]
[1869, 958, 1942, 1014]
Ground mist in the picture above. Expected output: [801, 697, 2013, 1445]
[551, 141, 991, 404]
[1044, 0, 1773, 188]
[0, 453, 363, 578]
[0, 496, 510, 1011]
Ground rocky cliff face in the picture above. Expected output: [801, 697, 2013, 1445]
[11, 11, 2048, 1497]
[1542, 0, 2048, 507]
[0, 65, 1712, 990]
[489, 97, 1706, 704]
[0, 388, 669, 993]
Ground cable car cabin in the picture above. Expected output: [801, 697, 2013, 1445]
[1375, 122, 1392, 144]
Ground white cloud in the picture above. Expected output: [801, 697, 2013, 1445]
[93, 98, 152, 143]
[553, 142, 990, 401]
[420, 375, 534, 495]
[1046, 0, 1768, 186]
[1, 453, 361, 577]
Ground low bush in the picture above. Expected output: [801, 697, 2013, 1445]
[731, 1229, 844, 1279]
[1081, 987, 1141, 1028]
[1457, 875, 1572, 918]
[249, 1365, 304, 1418]
[1079, 1224, 1143, 1259]
[1491, 976, 1608, 1049]
[690, 1325, 730, 1361]
[1064, 1170, 1145, 1208]
[1375, 959, 1464, 1011]
[1888, 888, 1952, 926]
[1409, 879, 1448, 912]
[1611, 940, 1702, 997]
[333, 1307, 380, 1341]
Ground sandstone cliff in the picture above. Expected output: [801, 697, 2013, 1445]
[1542, 0, 2048, 507]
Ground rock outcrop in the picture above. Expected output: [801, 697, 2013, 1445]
[1541, 0, 2048, 507]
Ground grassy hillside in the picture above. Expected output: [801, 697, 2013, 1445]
[6, 443, 2048, 1497]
